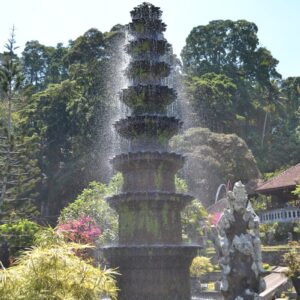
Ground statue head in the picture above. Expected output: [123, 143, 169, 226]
[228, 181, 248, 213]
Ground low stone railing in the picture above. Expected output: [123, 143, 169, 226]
[259, 207, 300, 224]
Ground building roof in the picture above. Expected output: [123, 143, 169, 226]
[256, 163, 300, 193]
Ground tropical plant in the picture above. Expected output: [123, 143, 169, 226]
[0, 228, 118, 300]
[57, 216, 101, 245]
[190, 256, 214, 277]
[282, 241, 300, 279]
[58, 174, 122, 245]
[181, 199, 208, 242]
[0, 218, 40, 258]
[292, 184, 300, 198]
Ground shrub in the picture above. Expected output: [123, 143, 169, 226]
[259, 222, 300, 245]
[0, 219, 40, 258]
[57, 216, 101, 244]
[0, 228, 118, 300]
[282, 241, 300, 278]
[58, 176, 120, 245]
[181, 200, 208, 242]
[190, 256, 214, 277]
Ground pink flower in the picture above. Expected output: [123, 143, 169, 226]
[210, 212, 223, 225]
[57, 216, 101, 244]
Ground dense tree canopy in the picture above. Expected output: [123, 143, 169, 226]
[170, 127, 261, 207]
[17, 26, 125, 222]
[0, 18, 298, 224]
[181, 19, 299, 171]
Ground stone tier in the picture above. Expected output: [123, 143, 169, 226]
[115, 115, 181, 150]
[107, 191, 193, 209]
[121, 85, 176, 114]
[128, 19, 166, 36]
[107, 192, 193, 244]
[111, 152, 184, 192]
[126, 60, 170, 84]
[102, 244, 198, 300]
[126, 39, 169, 59]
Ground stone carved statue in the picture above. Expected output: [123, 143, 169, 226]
[213, 181, 266, 300]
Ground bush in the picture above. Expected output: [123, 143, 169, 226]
[282, 241, 300, 278]
[190, 256, 214, 277]
[181, 200, 208, 242]
[58, 175, 121, 245]
[0, 229, 118, 300]
[0, 219, 40, 258]
[57, 216, 101, 244]
[259, 222, 300, 245]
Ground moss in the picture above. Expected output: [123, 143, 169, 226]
[119, 205, 135, 240]
[154, 162, 165, 190]
[135, 22, 144, 33]
[131, 40, 151, 54]
[119, 202, 163, 241]
[162, 203, 169, 227]
[157, 131, 169, 146]
[139, 202, 160, 238]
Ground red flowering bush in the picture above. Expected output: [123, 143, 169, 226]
[57, 216, 101, 245]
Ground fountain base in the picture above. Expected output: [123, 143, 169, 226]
[103, 244, 199, 300]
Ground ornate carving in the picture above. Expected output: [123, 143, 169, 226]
[214, 181, 266, 300]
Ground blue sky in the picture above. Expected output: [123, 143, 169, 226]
[1, 0, 299, 78]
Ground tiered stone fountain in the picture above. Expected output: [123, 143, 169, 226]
[103, 3, 198, 299]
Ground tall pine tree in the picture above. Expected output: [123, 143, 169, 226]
[0, 28, 41, 222]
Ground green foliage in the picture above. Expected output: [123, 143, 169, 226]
[17, 26, 126, 220]
[185, 73, 237, 131]
[181, 199, 208, 242]
[282, 242, 300, 278]
[0, 219, 40, 257]
[21, 40, 68, 90]
[190, 256, 214, 277]
[0, 229, 118, 300]
[0, 130, 41, 220]
[259, 222, 300, 245]
[0, 30, 41, 220]
[175, 175, 188, 193]
[58, 174, 122, 245]
[170, 127, 260, 206]
[292, 184, 300, 198]
[251, 194, 272, 211]
[181, 19, 300, 172]
[262, 263, 272, 272]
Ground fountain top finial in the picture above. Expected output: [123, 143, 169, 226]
[130, 2, 162, 20]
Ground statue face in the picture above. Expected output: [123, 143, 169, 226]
[231, 181, 248, 212]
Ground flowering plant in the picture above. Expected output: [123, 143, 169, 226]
[57, 216, 101, 245]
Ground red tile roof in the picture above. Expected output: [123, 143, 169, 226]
[256, 163, 300, 193]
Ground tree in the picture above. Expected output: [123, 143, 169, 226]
[21, 41, 68, 91]
[181, 20, 282, 171]
[184, 73, 237, 131]
[181, 20, 280, 83]
[0, 29, 41, 221]
[18, 26, 126, 222]
[258, 77, 300, 171]
[170, 127, 261, 207]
